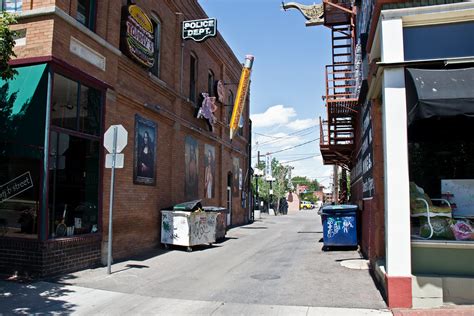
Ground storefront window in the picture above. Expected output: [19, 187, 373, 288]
[0, 64, 48, 239]
[48, 132, 100, 238]
[52, 74, 101, 136]
[49, 73, 102, 238]
[408, 118, 474, 242]
[404, 22, 474, 61]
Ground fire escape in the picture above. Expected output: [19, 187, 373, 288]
[319, 0, 357, 170]
[282, 1, 358, 169]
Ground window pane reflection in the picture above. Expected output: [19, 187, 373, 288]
[49, 132, 99, 237]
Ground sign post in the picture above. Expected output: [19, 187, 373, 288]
[103, 125, 128, 275]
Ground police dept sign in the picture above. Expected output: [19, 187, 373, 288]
[182, 18, 217, 42]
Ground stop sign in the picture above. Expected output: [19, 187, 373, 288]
[104, 125, 128, 153]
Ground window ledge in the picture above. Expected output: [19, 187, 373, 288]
[148, 73, 167, 88]
[411, 239, 474, 250]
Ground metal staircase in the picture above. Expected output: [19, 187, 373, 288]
[319, 0, 357, 169]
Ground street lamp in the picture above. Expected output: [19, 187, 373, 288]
[253, 167, 264, 219]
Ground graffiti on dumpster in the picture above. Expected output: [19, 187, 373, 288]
[162, 213, 178, 243]
[327, 217, 354, 238]
[191, 214, 216, 240]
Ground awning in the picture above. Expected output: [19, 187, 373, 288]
[0, 63, 48, 116]
[405, 68, 474, 126]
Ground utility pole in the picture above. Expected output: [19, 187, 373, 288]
[333, 165, 339, 204]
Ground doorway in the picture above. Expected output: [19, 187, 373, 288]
[227, 172, 232, 226]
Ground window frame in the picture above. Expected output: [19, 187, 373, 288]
[207, 70, 215, 97]
[76, 0, 97, 32]
[189, 53, 198, 104]
[1, 0, 22, 12]
[149, 14, 162, 78]
[227, 90, 234, 124]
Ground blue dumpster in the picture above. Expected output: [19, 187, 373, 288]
[320, 205, 358, 247]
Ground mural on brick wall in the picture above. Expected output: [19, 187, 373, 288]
[204, 144, 215, 199]
[185, 136, 199, 200]
[134, 114, 157, 185]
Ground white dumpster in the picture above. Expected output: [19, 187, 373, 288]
[161, 210, 218, 252]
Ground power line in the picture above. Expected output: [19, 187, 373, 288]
[254, 125, 316, 139]
[281, 154, 321, 164]
[254, 126, 317, 147]
[266, 138, 319, 156]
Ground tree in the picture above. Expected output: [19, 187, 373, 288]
[291, 176, 321, 202]
[252, 157, 291, 208]
[0, 12, 18, 80]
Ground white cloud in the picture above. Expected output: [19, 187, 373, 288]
[254, 133, 303, 151]
[250, 105, 296, 128]
[286, 118, 319, 130]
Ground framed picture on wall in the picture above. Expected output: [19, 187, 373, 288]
[133, 114, 157, 185]
[185, 136, 199, 200]
[204, 144, 215, 199]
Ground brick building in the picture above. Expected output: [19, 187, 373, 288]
[0, 0, 251, 277]
[291, 0, 474, 309]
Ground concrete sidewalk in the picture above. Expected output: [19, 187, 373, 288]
[0, 280, 391, 315]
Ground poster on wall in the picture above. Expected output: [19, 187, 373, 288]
[134, 115, 157, 185]
[204, 144, 215, 199]
[361, 100, 374, 198]
[185, 136, 199, 200]
[233, 158, 240, 197]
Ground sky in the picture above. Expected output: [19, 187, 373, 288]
[199, 0, 334, 187]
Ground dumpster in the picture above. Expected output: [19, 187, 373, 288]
[161, 200, 220, 251]
[202, 206, 227, 240]
[320, 204, 358, 248]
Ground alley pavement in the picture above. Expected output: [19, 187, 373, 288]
[1, 210, 391, 315]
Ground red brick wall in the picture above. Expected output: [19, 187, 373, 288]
[351, 98, 385, 264]
[5, 0, 250, 267]
[0, 235, 101, 278]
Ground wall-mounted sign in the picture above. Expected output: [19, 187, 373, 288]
[230, 55, 254, 139]
[182, 18, 217, 42]
[121, 5, 155, 68]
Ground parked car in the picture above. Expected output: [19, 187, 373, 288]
[300, 201, 315, 210]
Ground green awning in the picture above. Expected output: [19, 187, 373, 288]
[0, 63, 48, 116]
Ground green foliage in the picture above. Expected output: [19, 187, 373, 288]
[0, 12, 18, 80]
[300, 192, 318, 203]
[252, 157, 291, 204]
[291, 176, 320, 201]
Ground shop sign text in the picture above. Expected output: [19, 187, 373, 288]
[0, 172, 33, 203]
[121, 5, 155, 68]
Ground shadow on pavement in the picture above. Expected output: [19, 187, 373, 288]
[0, 279, 77, 314]
[239, 226, 268, 230]
[214, 236, 238, 244]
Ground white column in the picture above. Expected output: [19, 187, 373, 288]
[381, 17, 411, 277]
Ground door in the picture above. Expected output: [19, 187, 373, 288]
[226, 186, 232, 226]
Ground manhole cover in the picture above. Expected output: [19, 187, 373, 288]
[251, 273, 281, 281]
[340, 259, 370, 270]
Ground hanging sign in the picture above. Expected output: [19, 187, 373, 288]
[265, 154, 273, 181]
[121, 5, 155, 68]
[230, 55, 254, 139]
[182, 18, 217, 42]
